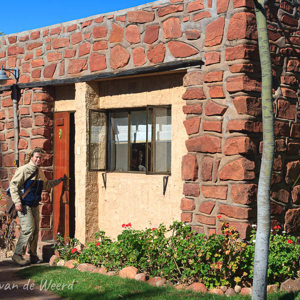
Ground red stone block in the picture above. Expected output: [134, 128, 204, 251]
[40, 216, 51, 229]
[225, 44, 257, 61]
[43, 63, 57, 78]
[219, 158, 255, 181]
[33, 92, 54, 102]
[147, 43, 166, 63]
[274, 120, 289, 137]
[209, 85, 225, 98]
[281, 14, 298, 27]
[67, 24, 77, 32]
[183, 104, 203, 114]
[30, 31, 40, 40]
[233, 0, 254, 8]
[186, 282, 207, 292]
[81, 20, 92, 28]
[233, 96, 261, 116]
[32, 128, 50, 137]
[71, 32, 82, 45]
[270, 202, 284, 215]
[219, 204, 252, 219]
[183, 117, 201, 135]
[227, 76, 261, 93]
[281, 87, 297, 99]
[227, 120, 262, 133]
[116, 15, 125, 22]
[227, 12, 257, 41]
[133, 47, 146, 66]
[180, 198, 196, 211]
[186, 135, 221, 153]
[185, 29, 201, 40]
[47, 52, 62, 62]
[224, 136, 255, 155]
[232, 184, 257, 205]
[31, 139, 51, 151]
[126, 25, 140, 44]
[273, 154, 283, 171]
[93, 41, 108, 51]
[52, 38, 69, 49]
[41, 203, 52, 216]
[205, 17, 225, 47]
[202, 185, 228, 200]
[32, 103, 51, 113]
[163, 18, 182, 39]
[20, 35, 29, 42]
[64, 49, 76, 58]
[201, 156, 213, 181]
[181, 212, 193, 222]
[217, 0, 229, 13]
[7, 46, 24, 56]
[67, 59, 87, 74]
[8, 36, 17, 44]
[20, 129, 30, 137]
[110, 45, 130, 69]
[290, 123, 300, 138]
[183, 71, 202, 86]
[193, 11, 211, 21]
[203, 120, 222, 133]
[18, 139, 28, 150]
[127, 11, 155, 23]
[287, 59, 299, 72]
[203, 71, 223, 83]
[182, 154, 198, 181]
[187, 0, 205, 12]
[285, 160, 300, 185]
[31, 59, 44, 68]
[93, 26, 108, 39]
[285, 208, 300, 235]
[78, 43, 91, 57]
[182, 88, 205, 100]
[158, 4, 183, 17]
[89, 53, 107, 72]
[292, 186, 300, 204]
[50, 26, 61, 35]
[34, 115, 51, 126]
[3, 153, 15, 167]
[20, 118, 33, 128]
[199, 201, 215, 214]
[196, 214, 216, 225]
[288, 142, 300, 155]
[204, 52, 220, 65]
[168, 41, 198, 58]
[25, 53, 34, 61]
[144, 25, 160, 44]
[183, 183, 200, 197]
[110, 23, 124, 43]
[205, 100, 227, 116]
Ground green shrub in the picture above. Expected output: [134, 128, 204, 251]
[53, 233, 81, 261]
[54, 221, 300, 289]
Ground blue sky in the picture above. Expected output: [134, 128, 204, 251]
[1, 0, 153, 35]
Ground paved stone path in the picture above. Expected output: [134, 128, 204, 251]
[0, 258, 62, 299]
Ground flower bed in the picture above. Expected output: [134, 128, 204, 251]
[51, 221, 300, 295]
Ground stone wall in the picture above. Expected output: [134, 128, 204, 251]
[0, 0, 299, 240]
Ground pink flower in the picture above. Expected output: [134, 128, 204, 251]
[71, 248, 77, 254]
[217, 215, 222, 219]
[96, 242, 101, 247]
[287, 239, 293, 244]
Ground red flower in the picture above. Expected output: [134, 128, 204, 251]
[274, 225, 281, 230]
[152, 228, 156, 231]
[96, 242, 101, 247]
[217, 215, 222, 219]
[122, 224, 126, 228]
[287, 239, 293, 244]
[224, 223, 229, 228]
[71, 248, 77, 254]
[127, 223, 132, 227]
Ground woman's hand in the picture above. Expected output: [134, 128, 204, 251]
[15, 204, 22, 211]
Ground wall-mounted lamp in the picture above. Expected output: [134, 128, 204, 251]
[0, 65, 20, 166]
[0, 65, 19, 84]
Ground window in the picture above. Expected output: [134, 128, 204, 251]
[89, 106, 171, 174]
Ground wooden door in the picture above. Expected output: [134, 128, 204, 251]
[53, 112, 70, 241]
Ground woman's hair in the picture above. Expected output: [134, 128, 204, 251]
[25, 148, 45, 164]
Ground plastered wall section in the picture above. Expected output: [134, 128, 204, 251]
[54, 83, 88, 242]
[97, 74, 187, 239]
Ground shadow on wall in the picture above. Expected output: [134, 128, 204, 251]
[99, 72, 183, 97]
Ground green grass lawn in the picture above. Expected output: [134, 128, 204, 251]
[17, 266, 299, 300]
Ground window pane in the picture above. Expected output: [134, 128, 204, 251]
[130, 110, 147, 172]
[153, 107, 171, 173]
[89, 111, 106, 170]
[108, 112, 128, 172]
